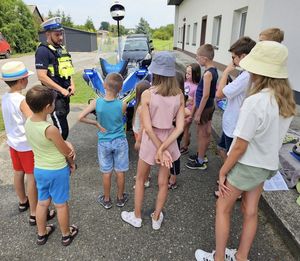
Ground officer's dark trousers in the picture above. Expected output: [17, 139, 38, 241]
[51, 95, 70, 140]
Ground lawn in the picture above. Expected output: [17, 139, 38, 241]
[70, 71, 97, 104]
[153, 37, 173, 51]
[0, 111, 4, 132]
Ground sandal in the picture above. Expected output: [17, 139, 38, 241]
[168, 182, 178, 190]
[180, 147, 189, 155]
[36, 224, 56, 245]
[19, 198, 29, 212]
[61, 225, 79, 246]
[29, 209, 56, 226]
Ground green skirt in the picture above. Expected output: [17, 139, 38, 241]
[227, 162, 276, 191]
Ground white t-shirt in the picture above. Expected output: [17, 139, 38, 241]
[222, 71, 250, 137]
[1, 92, 31, 151]
[231, 89, 293, 170]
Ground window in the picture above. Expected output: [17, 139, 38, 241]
[186, 25, 190, 45]
[212, 15, 222, 48]
[239, 11, 247, 37]
[231, 7, 248, 43]
[192, 22, 197, 45]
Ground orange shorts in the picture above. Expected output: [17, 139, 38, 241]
[9, 147, 34, 174]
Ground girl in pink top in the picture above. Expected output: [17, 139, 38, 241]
[121, 51, 185, 230]
[181, 63, 201, 154]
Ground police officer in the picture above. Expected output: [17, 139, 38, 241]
[35, 17, 75, 140]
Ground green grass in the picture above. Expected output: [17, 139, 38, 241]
[0, 110, 4, 132]
[11, 51, 35, 58]
[70, 71, 97, 104]
[153, 37, 173, 51]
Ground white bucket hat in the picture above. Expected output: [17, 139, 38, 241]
[0, 61, 34, 81]
[239, 41, 288, 79]
[148, 51, 176, 77]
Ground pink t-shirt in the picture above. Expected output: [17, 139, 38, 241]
[184, 81, 198, 110]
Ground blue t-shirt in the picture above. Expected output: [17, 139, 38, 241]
[96, 98, 125, 141]
[195, 67, 218, 109]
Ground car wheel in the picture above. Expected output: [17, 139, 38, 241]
[4, 51, 10, 59]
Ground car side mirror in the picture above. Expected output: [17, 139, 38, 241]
[149, 39, 153, 43]
[151, 47, 154, 51]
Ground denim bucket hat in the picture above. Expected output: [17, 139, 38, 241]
[148, 51, 176, 77]
[239, 41, 288, 79]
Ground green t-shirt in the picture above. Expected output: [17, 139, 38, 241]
[25, 118, 67, 170]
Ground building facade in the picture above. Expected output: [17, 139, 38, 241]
[168, 0, 300, 101]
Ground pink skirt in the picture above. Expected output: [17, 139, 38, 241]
[139, 127, 180, 165]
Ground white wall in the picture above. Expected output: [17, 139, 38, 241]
[261, 0, 300, 92]
[174, 0, 264, 61]
[173, 0, 299, 92]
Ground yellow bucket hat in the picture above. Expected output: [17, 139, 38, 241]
[239, 40, 288, 79]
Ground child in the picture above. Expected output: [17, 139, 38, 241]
[195, 41, 296, 261]
[216, 37, 256, 162]
[180, 63, 201, 155]
[133, 80, 151, 188]
[25, 85, 78, 246]
[259, 27, 284, 42]
[78, 73, 129, 209]
[121, 51, 185, 230]
[1, 61, 55, 225]
[186, 44, 218, 170]
[168, 71, 191, 190]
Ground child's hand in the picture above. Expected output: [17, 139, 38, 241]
[218, 171, 231, 198]
[65, 141, 76, 160]
[96, 122, 106, 133]
[69, 163, 76, 175]
[156, 149, 173, 169]
[194, 112, 201, 124]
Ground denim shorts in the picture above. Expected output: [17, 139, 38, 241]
[218, 131, 233, 152]
[34, 165, 70, 204]
[98, 137, 129, 173]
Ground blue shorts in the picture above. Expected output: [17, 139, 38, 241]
[218, 131, 233, 152]
[34, 165, 70, 204]
[98, 137, 129, 173]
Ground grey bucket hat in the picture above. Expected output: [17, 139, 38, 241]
[148, 51, 176, 77]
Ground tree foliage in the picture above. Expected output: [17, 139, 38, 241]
[47, 9, 74, 27]
[135, 18, 151, 35]
[0, 0, 38, 53]
[152, 24, 174, 40]
[109, 24, 128, 37]
[83, 17, 96, 32]
[100, 21, 110, 31]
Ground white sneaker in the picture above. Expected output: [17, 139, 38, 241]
[225, 248, 249, 261]
[121, 211, 142, 228]
[195, 249, 215, 261]
[151, 212, 164, 230]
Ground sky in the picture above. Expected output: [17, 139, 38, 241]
[23, 0, 175, 29]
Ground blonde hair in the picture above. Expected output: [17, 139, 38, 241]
[105, 73, 123, 94]
[259, 28, 284, 43]
[197, 44, 214, 60]
[249, 75, 296, 117]
[152, 74, 181, 96]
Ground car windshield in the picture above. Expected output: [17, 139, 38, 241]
[124, 39, 148, 51]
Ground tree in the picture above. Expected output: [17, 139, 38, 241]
[135, 18, 151, 35]
[99, 21, 110, 31]
[109, 24, 128, 36]
[0, 0, 38, 53]
[84, 17, 96, 32]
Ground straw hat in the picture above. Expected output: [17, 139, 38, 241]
[239, 41, 288, 79]
[0, 61, 34, 81]
[148, 51, 176, 77]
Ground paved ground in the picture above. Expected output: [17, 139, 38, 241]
[0, 105, 297, 261]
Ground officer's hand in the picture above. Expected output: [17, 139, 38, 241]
[60, 88, 70, 97]
[68, 85, 75, 96]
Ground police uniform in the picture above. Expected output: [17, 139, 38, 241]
[35, 17, 74, 140]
